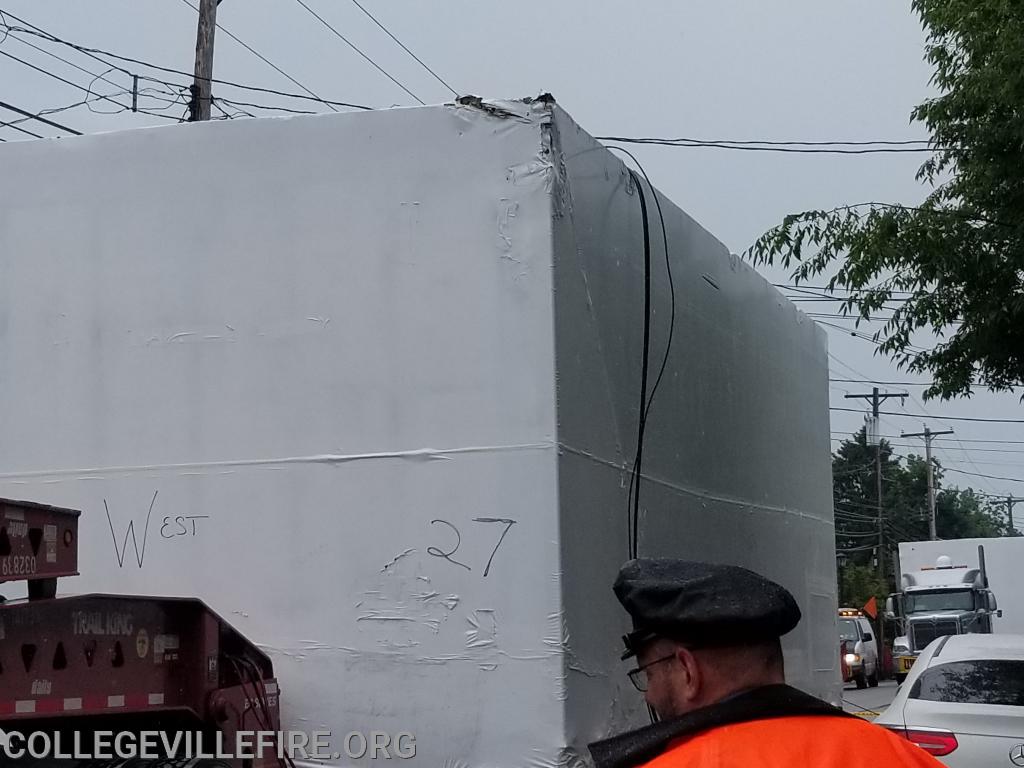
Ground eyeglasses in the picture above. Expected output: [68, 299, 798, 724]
[627, 653, 675, 692]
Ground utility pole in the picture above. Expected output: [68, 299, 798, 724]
[1001, 497, 1023, 535]
[189, 0, 219, 121]
[901, 425, 955, 541]
[845, 387, 907, 677]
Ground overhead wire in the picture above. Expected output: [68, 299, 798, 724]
[0, 115, 43, 138]
[176, 0, 339, 113]
[831, 407, 1024, 424]
[3, 26, 127, 93]
[594, 135, 936, 154]
[346, 0, 458, 97]
[0, 48, 139, 116]
[943, 467, 1024, 484]
[0, 97, 81, 134]
[604, 145, 677, 561]
[0, 8, 372, 110]
[291, 0, 425, 104]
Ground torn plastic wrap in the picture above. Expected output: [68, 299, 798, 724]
[0, 96, 837, 766]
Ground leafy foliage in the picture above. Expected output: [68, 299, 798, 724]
[749, 0, 1024, 399]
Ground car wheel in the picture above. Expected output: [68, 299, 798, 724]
[855, 673, 867, 689]
[894, 673, 906, 684]
[868, 669, 879, 687]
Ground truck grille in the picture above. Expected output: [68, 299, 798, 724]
[911, 620, 959, 651]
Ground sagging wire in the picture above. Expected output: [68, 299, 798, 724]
[605, 146, 676, 562]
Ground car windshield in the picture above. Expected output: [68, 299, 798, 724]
[910, 659, 1024, 706]
[838, 619, 859, 642]
[905, 590, 973, 613]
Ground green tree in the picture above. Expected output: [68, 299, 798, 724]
[749, 0, 1024, 399]
[838, 563, 888, 613]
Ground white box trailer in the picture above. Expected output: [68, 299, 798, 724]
[0, 97, 837, 765]
[899, 538, 1024, 634]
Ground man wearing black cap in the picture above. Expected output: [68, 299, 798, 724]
[588, 559, 944, 768]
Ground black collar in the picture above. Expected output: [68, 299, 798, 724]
[588, 684, 853, 768]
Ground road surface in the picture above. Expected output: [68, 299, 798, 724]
[842, 680, 899, 719]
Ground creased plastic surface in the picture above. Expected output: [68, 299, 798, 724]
[0, 101, 564, 766]
[548, 106, 839, 754]
[0, 98, 836, 767]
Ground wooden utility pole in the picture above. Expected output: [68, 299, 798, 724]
[902, 425, 955, 540]
[189, 0, 219, 121]
[845, 387, 907, 677]
[1002, 496, 1023, 535]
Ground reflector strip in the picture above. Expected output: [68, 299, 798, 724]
[0, 691, 167, 718]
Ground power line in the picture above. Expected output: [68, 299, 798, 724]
[830, 378, 932, 386]
[0, 48, 134, 114]
[0, 115, 43, 138]
[775, 283, 916, 296]
[944, 466, 1024, 484]
[0, 98, 82, 135]
[851, 441, 1024, 455]
[292, 0, 425, 105]
[0, 8, 371, 111]
[0, 11, 137, 77]
[629, 137, 932, 147]
[594, 135, 936, 154]
[831, 406, 1024, 424]
[215, 97, 317, 115]
[831, 431, 1024, 446]
[346, 0, 458, 97]
[177, 0, 338, 113]
[4, 27, 126, 93]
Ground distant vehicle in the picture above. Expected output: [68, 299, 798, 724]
[887, 544, 1000, 683]
[838, 608, 879, 689]
[875, 634, 1024, 766]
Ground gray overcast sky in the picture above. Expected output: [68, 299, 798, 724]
[3, 1, 1024, 504]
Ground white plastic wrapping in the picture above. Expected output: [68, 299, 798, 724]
[0, 98, 838, 766]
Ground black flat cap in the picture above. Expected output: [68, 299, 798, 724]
[614, 559, 801, 658]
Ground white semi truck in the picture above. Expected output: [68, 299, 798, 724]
[888, 538, 1023, 682]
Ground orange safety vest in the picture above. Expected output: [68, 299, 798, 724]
[641, 715, 944, 768]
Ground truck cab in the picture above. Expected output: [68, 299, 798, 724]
[838, 608, 879, 689]
[887, 552, 999, 683]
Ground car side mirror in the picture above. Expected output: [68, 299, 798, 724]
[998, 609, 1004, 618]
[862, 633, 873, 642]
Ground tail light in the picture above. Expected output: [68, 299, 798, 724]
[885, 726, 958, 756]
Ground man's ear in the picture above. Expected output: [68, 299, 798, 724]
[674, 646, 702, 702]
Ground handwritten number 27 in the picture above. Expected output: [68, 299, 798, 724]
[428, 518, 517, 577]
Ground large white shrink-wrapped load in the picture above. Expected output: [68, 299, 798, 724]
[0, 97, 837, 766]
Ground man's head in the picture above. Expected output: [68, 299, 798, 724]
[613, 559, 800, 719]
[631, 636, 786, 717]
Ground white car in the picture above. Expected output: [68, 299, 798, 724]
[875, 634, 1024, 766]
